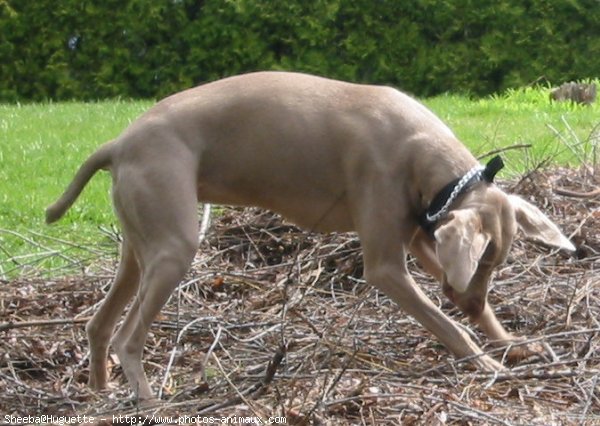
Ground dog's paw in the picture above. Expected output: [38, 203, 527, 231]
[88, 373, 109, 391]
[504, 340, 545, 365]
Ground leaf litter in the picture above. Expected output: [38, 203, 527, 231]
[0, 167, 598, 425]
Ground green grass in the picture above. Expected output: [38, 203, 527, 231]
[1, 85, 599, 277]
[424, 86, 599, 175]
[0, 100, 152, 276]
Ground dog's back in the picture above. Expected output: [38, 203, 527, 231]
[125, 72, 466, 230]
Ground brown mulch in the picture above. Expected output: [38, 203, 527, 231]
[1, 168, 598, 425]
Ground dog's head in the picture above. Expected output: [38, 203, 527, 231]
[433, 186, 574, 293]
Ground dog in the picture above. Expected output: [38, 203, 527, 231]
[46, 71, 575, 400]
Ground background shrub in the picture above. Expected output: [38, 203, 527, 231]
[1, 0, 599, 101]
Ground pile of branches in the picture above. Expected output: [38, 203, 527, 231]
[0, 167, 598, 425]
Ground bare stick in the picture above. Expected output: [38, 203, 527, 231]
[477, 143, 532, 160]
[201, 325, 223, 382]
[195, 346, 285, 415]
[554, 186, 600, 198]
[158, 316, 206, 399]
[198, 203, 212, 245]
[580, 374, 599, 421]
[0, 317, 90, 332]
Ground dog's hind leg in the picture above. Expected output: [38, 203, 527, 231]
[86, 239, 140, 390]
[109, 168, 199, 400]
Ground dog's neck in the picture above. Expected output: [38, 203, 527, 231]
[417, 161, 474, 206]
[417, 156, 504, 235]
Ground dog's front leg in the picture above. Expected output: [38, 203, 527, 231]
[364, 253, 502, 371]
[359, 226, 502, 371]
[446, 281, 544, 364]
[410, 229, 542, 363]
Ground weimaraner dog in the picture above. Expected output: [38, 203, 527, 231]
[46, 71, 575, 400]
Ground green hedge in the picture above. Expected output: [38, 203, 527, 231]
[1, 0, 599, 101]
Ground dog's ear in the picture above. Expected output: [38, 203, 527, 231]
[508, 195, 576, 251]
[434, 209, 491, 293]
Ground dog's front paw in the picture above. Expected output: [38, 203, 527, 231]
[504, 339, 545, 365]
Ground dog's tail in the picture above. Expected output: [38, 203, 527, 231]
[45, 141, 115, 224]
